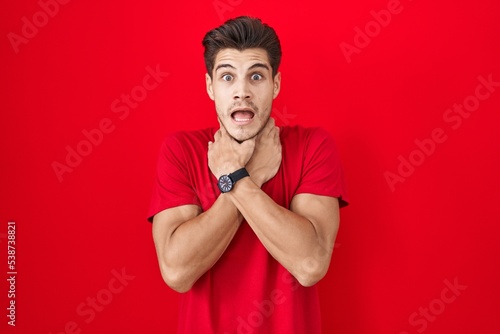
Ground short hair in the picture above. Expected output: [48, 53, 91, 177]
[202, 16, 282, 78]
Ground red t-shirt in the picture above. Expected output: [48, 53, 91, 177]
[148, 125, 348, 333]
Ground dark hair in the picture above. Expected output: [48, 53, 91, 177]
[202, 16, 282, 78]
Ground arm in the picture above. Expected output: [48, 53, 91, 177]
[152, 128, 255, 293]
[212, 119, 340, 287]
[226, 180, 339, 287]
[152, 196, 242, 293]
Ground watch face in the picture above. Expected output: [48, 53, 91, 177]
[218, 175, 233, 193]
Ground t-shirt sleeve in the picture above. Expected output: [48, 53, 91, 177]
[147, 133, 201, 222]
[295, 127, 349, 207]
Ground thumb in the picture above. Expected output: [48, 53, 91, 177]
[217, 119, 227, 134]
[240, 136, 256, 149]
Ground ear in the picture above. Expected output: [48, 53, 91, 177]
[272, 72, 281, 99]
[206, 73, 214, 101]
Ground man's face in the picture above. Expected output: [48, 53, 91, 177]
[206, 48, 281, 142]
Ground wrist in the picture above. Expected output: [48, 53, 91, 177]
[217, 167, 249, 193]
[227, 176, 256, 195]
[250, 175, 264, 188]
[217, 165, 244, 179]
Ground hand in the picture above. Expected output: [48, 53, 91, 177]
[208, 124, 255, 179]
[246, 118, 282, 187]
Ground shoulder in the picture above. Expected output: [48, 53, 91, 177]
[157, 128, 215, 164]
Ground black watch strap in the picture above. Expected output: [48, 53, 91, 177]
[229, 168, 249, 183]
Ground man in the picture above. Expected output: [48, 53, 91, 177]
[148, 16, 348, 333]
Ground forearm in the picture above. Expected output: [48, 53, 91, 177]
[227, 178, 335, 286]
[157, 195, 242, 292]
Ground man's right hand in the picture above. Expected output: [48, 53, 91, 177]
[208, 124, 255, 179]
[246, 117, 282, 188]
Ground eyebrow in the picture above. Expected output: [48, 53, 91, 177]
[215, 62, 270, 72]
[248, 63, 270, 71]
[215, 64, 236, 72]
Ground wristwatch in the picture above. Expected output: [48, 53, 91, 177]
[217, 168, 249, 193]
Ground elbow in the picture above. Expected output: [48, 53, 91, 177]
[296, 273, 323, 288]
[159, 263, 195, 293]
[165, 278, 193, 294]
[294, 258, 330, 287]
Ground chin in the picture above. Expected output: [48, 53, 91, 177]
[231, 126, 261, 142]
[229, 132, 252, 143]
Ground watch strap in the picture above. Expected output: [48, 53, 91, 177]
[229, 168, 249, 183]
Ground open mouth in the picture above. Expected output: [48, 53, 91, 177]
[231, 108, 255, 124]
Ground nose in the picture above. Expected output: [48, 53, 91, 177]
[233, 79, 252, 101]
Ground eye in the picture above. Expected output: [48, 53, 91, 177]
[222, 74, 233, 81]
[251, 73, 263, 80]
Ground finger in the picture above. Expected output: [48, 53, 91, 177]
[217, 119, 227, 135]
[266, 117, 276, 134]
[240, 136, 256, 150]
[275, 127, 281, 146]
[220, 126, 229, 139]
[256, 118, 273, 141]
[268, 117, 275, 127]
[213, 130, 221, 142]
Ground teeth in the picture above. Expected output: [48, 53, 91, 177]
[234, 118, 251, 122]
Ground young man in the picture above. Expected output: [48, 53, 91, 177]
[148, 16, 348, 333]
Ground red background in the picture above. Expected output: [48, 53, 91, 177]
[1, 0, 500, 333]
